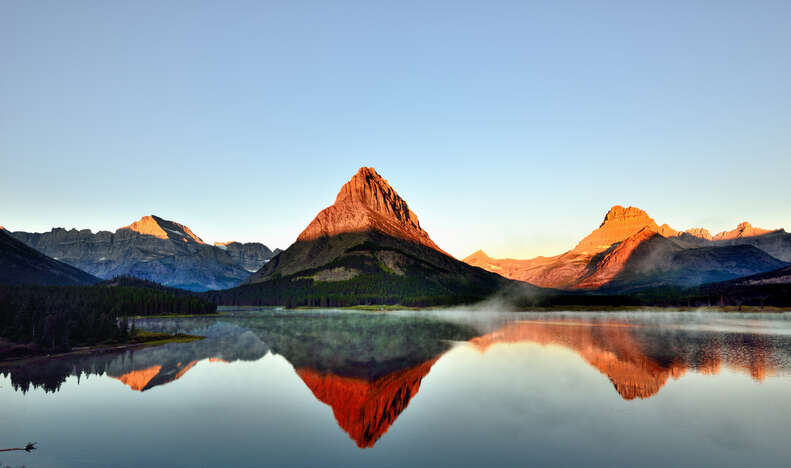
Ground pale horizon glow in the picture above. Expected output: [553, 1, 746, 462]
[2, 1, 790, 259]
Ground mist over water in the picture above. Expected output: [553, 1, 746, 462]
[2, 308, 791, 468]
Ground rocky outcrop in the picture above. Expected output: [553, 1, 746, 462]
[464, 205, 790, 290]
[11, 215, 277, 291]
[0, 229, 99, 286]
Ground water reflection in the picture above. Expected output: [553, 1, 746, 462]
[469, 319, 790, 399]
[2, 310, 791, 450]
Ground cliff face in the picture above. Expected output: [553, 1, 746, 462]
[463, 206, 790, 290]
[0, 229, 99, 286]
[11, 215, 277, 291]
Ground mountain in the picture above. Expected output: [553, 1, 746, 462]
[218, 167, 513, 306]
[214, 241, 280, 272]
[0, 228, 99, 286]
[709, 228, 791, 262]
[712, 222, 773, 240]
[464, 206, 789, 290]
[10, 215, 278, 291]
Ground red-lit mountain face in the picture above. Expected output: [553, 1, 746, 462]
[464, 206, 788, 290]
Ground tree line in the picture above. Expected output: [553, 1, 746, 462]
[0, 282, 216, 354]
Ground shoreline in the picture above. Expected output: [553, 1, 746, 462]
[3, 306, 787, 367]
[283, 304, 791, 313]
[0, 331, 203, 367]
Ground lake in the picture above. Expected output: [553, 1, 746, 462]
[2, 308, 791, 468]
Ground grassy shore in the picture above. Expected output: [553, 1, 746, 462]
[128, 312, 226, 319]
[0, 330, 203, 366]
[128, 329, 204, 346]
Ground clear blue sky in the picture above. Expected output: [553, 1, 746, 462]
[2, 1, 790, 259]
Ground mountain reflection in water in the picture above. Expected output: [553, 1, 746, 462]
[2, 310, 791, 449]
[469, 319, 787, 399]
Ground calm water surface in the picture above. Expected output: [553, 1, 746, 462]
[2, 308, 791, 467]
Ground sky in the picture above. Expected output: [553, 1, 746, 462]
[1, 1, 790, 259]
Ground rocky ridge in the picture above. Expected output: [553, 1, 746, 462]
[464, 205, 790, 290]
[11, 215, 277, 291]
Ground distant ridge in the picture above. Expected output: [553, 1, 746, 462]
[464, 205, 790, 291]
[11, 216, 278, 291]
[121, 215, 205, 244]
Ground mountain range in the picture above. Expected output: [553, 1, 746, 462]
[2, 168, 790, 305]
[464, 205, 790, 292]
[8, 215, 278, 291]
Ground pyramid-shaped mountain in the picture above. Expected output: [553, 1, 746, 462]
[464, 205, 789, 291]
[230, 167, 512, 306]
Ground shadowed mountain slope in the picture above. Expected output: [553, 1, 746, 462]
[0, 228, 99, 286]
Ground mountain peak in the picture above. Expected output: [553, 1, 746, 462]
[333, 167, 420, 227]
[713, 221, 773, 241]
[657, 223, 679, 237]
[600, 206, 653, 228]
[119, 215, 205, 244]
[464, 250, 492, 263]
[214, 241, 238, 246]
[685, 227, 713, 240]
[296, 167, 443, 253]
[573, 206, 659, 255]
